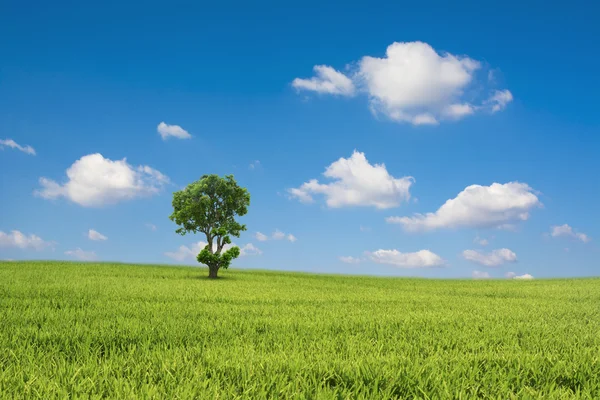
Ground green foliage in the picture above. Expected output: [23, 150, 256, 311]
[197, 245, 240, 270]
[2, 260, 600, 399]
[169, 174, 250, 277]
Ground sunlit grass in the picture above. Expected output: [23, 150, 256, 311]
[1, 261, 599, 399]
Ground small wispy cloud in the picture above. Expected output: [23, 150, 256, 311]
[255, 232, 269, 242]
[157, 122, 192, 140]
[472, 270, 491, 279]
[272, 229, 297, 242]
[249, 160, 261, 170]
[462, 248, 517, 267]
[513, 273, 534, 280]
[339, 256, 361, 264]
[88, 229, 107, 241]
[0, 139, 36, 155]
[366, 249, 446, 268]
[549, 224, 590, 243]
[65, 248, 97, 261]
[473, 235, 489, 246]
[255, 229, 297, 243]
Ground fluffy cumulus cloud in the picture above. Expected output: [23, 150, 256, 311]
[157, 122, 192, 140]
[292, 41, 513, 125]
[165, 241, 261, 262]
[88, 229, 107, 241]
[0, 138, 36, 155]
[292, 65, 355, 96]
[550, 224, 590, 243]
[365, 249, 445, 268]
[289, 150, 413, 209]
[339, 256, 361, 264]
[387, 182, 541, 231]
[35, 153, 170, 207]
[462, 248, 517, 267]
[0, 230, 53, 250]
[472, 270, 491, 279]
[64, 248, 97, 261]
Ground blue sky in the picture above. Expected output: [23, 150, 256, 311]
[1, 0, 599, 278]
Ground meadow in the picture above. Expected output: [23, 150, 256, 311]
[1, 261, 599, 399]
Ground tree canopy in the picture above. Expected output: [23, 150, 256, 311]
[169, 174, 250, 278]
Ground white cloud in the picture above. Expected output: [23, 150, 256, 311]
[462, 248, 517, 267]
[164, 243, 200, 262]
[254, 230, 297, 243]
[366, 249, 445, 268]
[410, 113, 439, 125]
[165, 241, 261, 262]
[289, 150, 413, 209]
[550, 224, 590, 243]
[64, 248, 97, 261]
[293, 41, 512, 125]
[255, 232, 269, 242]
[505, 271, 516, 279]
[358, 42, 481, 124]
[272, 230, 286, 240]
[157, 122, 192, 140]
[239, 243, 262, 256]
[387, 182, 541, 231]
[0, 138, 36, 155]
[339, 256, 361, 264]
[292, 65, 355, 96]
[472, 270, 491, 279]
[288, 187, 314, 203]
[88, 229, 107, 241]
[136, 165, 170, 185]
[360, 225, 371, 232]
[249, 160, 261, 170]
[488, 90, 514, 113]
[36, 153, 170, 207]
[473, 235, 489, 246]
[145, 223, 157, 231]
[513, 273, 534, 280]
[442, 103, 475, 119]
[0, 230, 53, 250]
[270, 230, 297, 242]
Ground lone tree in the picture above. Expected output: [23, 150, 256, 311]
[169, 174, 250, 278]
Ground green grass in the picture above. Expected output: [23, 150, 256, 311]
[1, 261, 599, 399]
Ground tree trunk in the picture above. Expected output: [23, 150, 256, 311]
[208, 266, 219, 279]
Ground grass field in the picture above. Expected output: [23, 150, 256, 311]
[1, 261, 599, 399]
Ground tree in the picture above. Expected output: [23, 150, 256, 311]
[169, 174, 250, 278]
